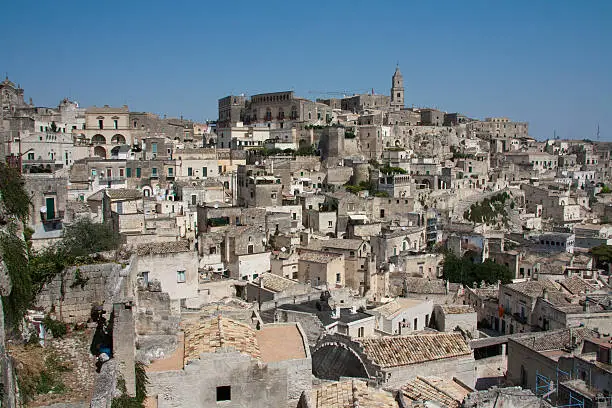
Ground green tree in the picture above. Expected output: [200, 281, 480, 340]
[0, 163, 32, 331]
[591, 244, 612, 270]
[60, 218, 119, 257]
[442, 251, 512, 286]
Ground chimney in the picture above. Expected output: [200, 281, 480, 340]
[542, 288, 549, 300]
[336, 306, 341, 319]
[351, 305, 357, 314]
[259, 277, 264, 288]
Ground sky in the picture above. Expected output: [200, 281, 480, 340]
[2, 0, 611, 140]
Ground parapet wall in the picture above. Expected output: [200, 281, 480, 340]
[35, 262, 129, 323]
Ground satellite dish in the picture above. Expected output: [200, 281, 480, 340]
[281, 247, 287, 252]
[214, 204, 219, 209]
[40, 206, 47, 213]
[255, 161, 259, 166]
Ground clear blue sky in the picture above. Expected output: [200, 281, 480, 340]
[2, 1, 611, 140]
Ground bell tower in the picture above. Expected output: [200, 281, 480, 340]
[390, 66, 404, 111]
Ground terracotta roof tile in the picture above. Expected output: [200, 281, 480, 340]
[441, 305, 476, 314]
[372, 298, 426, 319]
[136, 240, 190, 256]
[402, 376, 470, 407]
[513, 328, 597, 351]
[105, 188, 142, 200]
[358, 332, 471, 369]
[182, 316, 260, 364]
[312, 380, 398, 408]
[255, 273, 299, 293]
[559, 275, 595, 295]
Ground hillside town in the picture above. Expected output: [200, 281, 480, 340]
[1, 67, 611, 408]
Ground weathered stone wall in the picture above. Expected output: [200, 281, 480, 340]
[148, 352, 290, 408]
[35, 263, 127, 324]
[90, 359, 118, 408]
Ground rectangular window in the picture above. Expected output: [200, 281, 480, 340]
[98, 119, 103, 129]
[106, 168, 112, 177]
[336, 273, 341, 283]
[152, 168, 158, 177]
[248, 245, 254, 254]
[167, 167, 173, 177]
[136, 167, 141, 178]
[216, 386, 231, 402]
[27, 152, 35, 160]
[113, 119, 118, 129]
[188, 167, 193, 176]
[151, 143, 158, 153]
[191, 194, 197, 205]
[328, 221, 333, 228]
[119, 168, 124, 177]
[209, 246, 216, 255]
[358, 327, 364, 337]
[177, 270, 186, 283]
[202, 167, 208, 177]
[218, 165, 223, 174]
[142, 272, 149, 285]
[126, 167, 132, 178]
[413, 317, 418, 330]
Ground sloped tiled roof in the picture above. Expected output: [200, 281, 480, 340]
[105, 188, 142, 200]
[136, 240, 190, 256]
[559, 275, 595, 295]
[358, 333, 471, 369]
[372, 298, 426, 318]
[182, 316, 260, 364]
[513, 328, 596, 352]
[299, 250, 343, 263]
[316, 238, 365, 251]
[311, 379, 398, 408]
[404, 277, 447, 294]
[402, 376, 470, 408]
[255, 273, 299, 293]
[441, 305, 476, 314]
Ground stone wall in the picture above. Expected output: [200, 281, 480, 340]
[148, 352, 290, 408]
[35, 262, 128, 324]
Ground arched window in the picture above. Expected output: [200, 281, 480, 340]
[92, 134, 106, 145]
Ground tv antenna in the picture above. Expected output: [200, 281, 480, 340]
[597, 124, 600, 141]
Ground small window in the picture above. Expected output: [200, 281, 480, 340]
[177, 270, 186, 283]
[167, 167, 173, 176]
[209, 247, 216, 255]
[136, 167, 141, 178]
[188, 167, 193, 176]
[414, 317, 418, 330]
[328, 221, 333, 228]
[98, 119, 104, 129]
[336, 273, 341, 283]
[27, 152, 34, 160]
[358, 327, 364, 337]
[113, 119, 118, 129]
[126, 167, 132, 178]
[191, 194, 197, 206]
[216, 386, 231, 402]
[152, 167, 158, 177]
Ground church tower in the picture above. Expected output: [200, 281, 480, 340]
[390, 66, 404, 111]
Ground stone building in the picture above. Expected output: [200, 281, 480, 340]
[84, 105, 132, 159]
[311, 332, 475, 389]
[506, 328, 595, 392]
[146, 317, 312, 408]
[370, 298, 433, 335]
[432, 304, 478, 339]
[133, 241, 199, 311]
